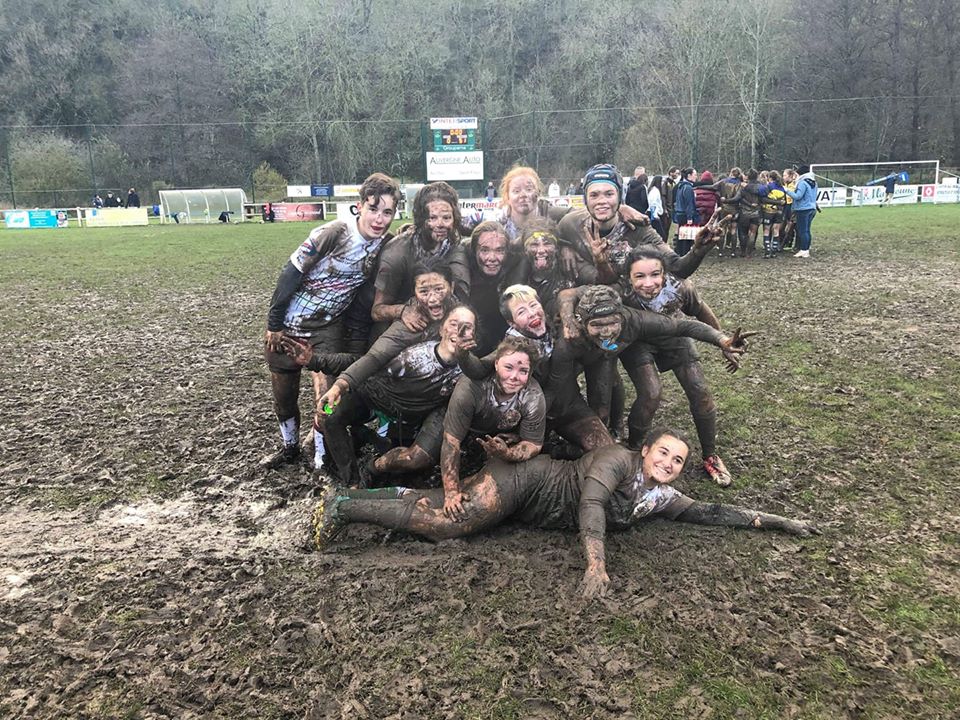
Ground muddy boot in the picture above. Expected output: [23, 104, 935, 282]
[259, 443, 301, 469]
[703, 454, 732, 487]
[311, 484, 348, 551]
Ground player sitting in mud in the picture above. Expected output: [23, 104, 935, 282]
[311, 427, 819, 598]
[458, 284, 615, 457]
[619, 247, 744, 485]
[284, 304, 478, 488]
[439, 336, 546, 520]
[263, 172, 400, 472]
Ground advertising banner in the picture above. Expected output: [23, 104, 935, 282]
[426, 151, 484, 181]
[816, 187, 846, 208]
[333, 184, 361, 198]
[311, 184, 334, 198]
[548, 195, 585, 209]
[852, 186, 887, 205]
[270, 203, 325, 222]
[335, 202, 358, 219]
[287, 185, 312, 198]
[890, 184, 919, 205]
[84, 207, 149, 227]
[3, 209, 65, 229]
[920, 184, 936, 203]
[429, 117, 479, 130]
[934, 184, 960, 203]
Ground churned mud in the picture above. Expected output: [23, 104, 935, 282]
[1, 230, 959, 718]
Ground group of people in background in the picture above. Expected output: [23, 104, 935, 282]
[261, 163, 817, 597]
[624, 165, 819, 259]
[92, 187, 140, 209]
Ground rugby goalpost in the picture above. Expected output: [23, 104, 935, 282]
[159, 188, 248, 223]
[809, 160, 942, 206]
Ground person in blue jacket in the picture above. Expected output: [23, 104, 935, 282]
[783, 166, 818, 258]
[672, 168, 698, 255]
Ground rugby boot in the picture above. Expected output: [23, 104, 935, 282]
[703, 454, 732, 487]
[311, 484, 347, 550]
[259, 443, 301, 469]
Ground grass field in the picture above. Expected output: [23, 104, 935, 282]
[1, 205, 959, 719]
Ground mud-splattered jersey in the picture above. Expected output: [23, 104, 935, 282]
[361, 340, 462, 418]
[283, 217, 386, 334]
[623, 275, 701, 320]
[579, 444, 694, 536]
[444, 375, 546, 444]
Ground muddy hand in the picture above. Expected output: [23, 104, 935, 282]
[280, 336, 313, 366]
[617, 203, 649, 228]
[265, 330, 285, 354]
[442, 490, 470, 522]
[558, 246, 578, 276]
[476, 435, 510, 460]
[579, 568, 611, 599]
[318, 384, 342, 414]
[729, 326, 759, 350]
[401, 303, 429, 332]
[787, 519, 821, 537]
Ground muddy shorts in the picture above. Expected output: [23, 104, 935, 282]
[781, 204, 793, 221]
[761, 211, 782, 226]
[627, 337, 699, 374]
[547, 394, 599, 431]
[737, 209, 760, 227]
[359, 392, 447, 460]
[487, 455, 581, 530]
[264, 321, 344, 374]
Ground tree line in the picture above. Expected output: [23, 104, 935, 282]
[1, 0, 957, 207]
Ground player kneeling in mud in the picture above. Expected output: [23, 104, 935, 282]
[311, 427, 818, 598]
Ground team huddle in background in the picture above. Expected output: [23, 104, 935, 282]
[262, 164, 817, 596]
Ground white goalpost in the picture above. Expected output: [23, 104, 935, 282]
[809, 160, 946, 206]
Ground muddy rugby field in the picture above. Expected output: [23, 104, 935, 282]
[1, 206, 958, 719]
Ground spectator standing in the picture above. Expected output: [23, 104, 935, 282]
[547, 179, 561, 198]
[647, 175, 666, 239]
[693, 170, 719, 224]
[126, 187, 141, 208]
[784, 165, 818, 258]
[672, 167, 698, 255]
[662, 166, 680, 241]
[624, 166, 649, 214]
[485, 182, 496, 202]
[93, 194, 104, 208]
[104, 191, 122, 207]
[565, 181, 576, 195]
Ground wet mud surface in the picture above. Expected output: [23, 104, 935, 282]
[1, 230, 959, 718]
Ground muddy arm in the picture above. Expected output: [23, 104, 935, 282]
[675, 502, 819, 536]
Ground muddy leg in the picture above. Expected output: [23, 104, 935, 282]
[625, 362, 662, 449]
[555, 415, 614, 452]
[323, 394, 364, 485]
[338, 472, 508, 541]
[674, 363, 716, 458]
[374, 445, 433, 474]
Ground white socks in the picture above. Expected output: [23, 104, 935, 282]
[279, 417, 299, 447]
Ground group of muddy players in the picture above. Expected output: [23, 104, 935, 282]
[262, 164, 817, 597]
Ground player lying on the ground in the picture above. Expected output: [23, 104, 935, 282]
[311, 427, 818, 598]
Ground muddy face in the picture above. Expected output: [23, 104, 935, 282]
[424, 200, 455, 247]
[413, 272, 452, 320]
[494, 350, 531, 395]
[440, 306, 476, 345]
[506, 174, 539, 218]
[585, 183, 619, 224]
[356, 194, 397, 239]
[508, 296, 547, 338]
[629, 258, 666, 300]
[525, 233, 557, 272]
[584, 315, 622, 349]
[641, 435, 689, 485]
[476, 231, 507, 277]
